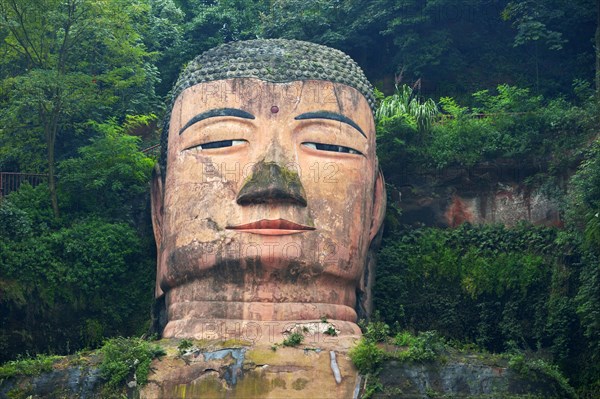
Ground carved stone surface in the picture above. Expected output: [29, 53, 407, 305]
[151, 40, 386, 341]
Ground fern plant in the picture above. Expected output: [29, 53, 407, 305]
[375, 84, 439, 134]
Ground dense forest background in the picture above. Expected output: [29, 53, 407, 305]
[0, 0, 599, 396]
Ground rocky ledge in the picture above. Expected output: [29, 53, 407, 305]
[0, 337, 576, 398]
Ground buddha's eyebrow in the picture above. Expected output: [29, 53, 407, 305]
[179, 108, 255, 135]
[294, 111, 366, 138]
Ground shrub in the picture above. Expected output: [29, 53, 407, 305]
[374, 224, 574, 353]
[99, 337, 165, 388]
[282, 332, 304, 347]
[324, 326, 338, 336]
[349, 338, 385, 375]
[361, 318, 391, 343]
[509, 354, 577, 399]
[177, 339, 194, 356]
[395, 331, 445, 362]
[0, 354, 62, 378]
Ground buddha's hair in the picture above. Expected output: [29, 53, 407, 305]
[159, 39, 375, 177]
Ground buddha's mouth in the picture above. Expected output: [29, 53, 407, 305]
[226, 219, 315, 235]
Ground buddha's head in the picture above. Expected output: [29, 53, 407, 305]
[151, 39, 386, 339]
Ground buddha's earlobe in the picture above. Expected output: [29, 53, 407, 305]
[151, 164, 164, 249]
[151, 164, 165, 298]
[369, 166, 387, 241]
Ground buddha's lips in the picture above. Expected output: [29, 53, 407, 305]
[226, 219, 315, 235]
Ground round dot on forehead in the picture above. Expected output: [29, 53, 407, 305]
[271, 105, 279, 114]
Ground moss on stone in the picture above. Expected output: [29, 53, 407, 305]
[220, 339, 253, 348]
[172, 371, 275, 398]
[291, 378, 308, 390]
[245, 348, 279, 366]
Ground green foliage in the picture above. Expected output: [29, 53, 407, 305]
[99, 337, 165, 388]
[362, 378, 384, 399]
[376, 84, 596, 186]
[508, 354, 577, 399]
[58, 117, 155, 221]
[0, 212, 154, 358]
[260, 0, 337, 41]
[393, 331, 414, 347]
[282, 332, 304, 347]
[375, 221, 600, 392]
[376, 84, 439, 133]
[0, 0, 160, 216]
[563, 139, 600, 391]
[0, 354, 61, 378]
[566, 139, 600, 250]
[394, 331, 445, 363]
[502, 1, 566, 50]
[375, 224, 578, 354]
[177, 339, 194, 356]
[169, 0, 268, 88]
[431, 96, 502, 167]
[0, 122, 156, 361]
[361, 318, 391, 344]
[0, 184, 55, 230]
[323, 326, 338, 336]
[0, 202, 32, 240]
[348, 338, 385, 375]
[430, 85, 592, 169]
[574, 251, 600, 382]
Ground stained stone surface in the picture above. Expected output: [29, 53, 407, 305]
[0, 339, 576, 399]
[152, 77, 386, 337]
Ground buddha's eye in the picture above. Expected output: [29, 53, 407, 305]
[191, 139, 247, 150]
[302, 142, 362, 155]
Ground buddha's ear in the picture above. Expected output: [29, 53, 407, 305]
[151, 164, 164, 250]
[369, 166, 386, 241]
[151, 164, 165, 298]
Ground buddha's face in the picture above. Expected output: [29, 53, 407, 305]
[152, 78, 385, 323]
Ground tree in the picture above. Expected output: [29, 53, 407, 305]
[174, 0, 268, 67]
[0, 116, 155, 361]
[596, 0, 600, 97]
[502, 0, 597, 95]
[0, 0, 158, 217]
[145, 0, 185, 96]
[58, 115, 155, 222]
[502, 0, 566, 92]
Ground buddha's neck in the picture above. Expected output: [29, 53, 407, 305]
[162, 276, 359, 341]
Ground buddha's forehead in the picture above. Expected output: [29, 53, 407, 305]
[172, 78, 375, 139]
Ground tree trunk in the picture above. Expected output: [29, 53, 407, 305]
[45, 122, 59, 218]
[596, 0, 600, 98]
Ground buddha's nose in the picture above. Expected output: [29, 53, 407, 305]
[236, 161, 307, 206]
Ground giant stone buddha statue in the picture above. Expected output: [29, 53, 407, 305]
[151, 39, 386, 342]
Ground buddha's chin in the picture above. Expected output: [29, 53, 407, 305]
[160, 229, 366, 284]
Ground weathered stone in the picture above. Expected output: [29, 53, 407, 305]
[394, 162, 562, 228]
[140, 340, 359, 399]
[152, 44, 387, 339]
[374, 358, 575, 398]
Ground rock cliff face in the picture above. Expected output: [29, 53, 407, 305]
[0, 365, 102, 399]
[393, 162, 564, 228]
[375, 358, 574, 398]
[0, 338, 575, 399]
